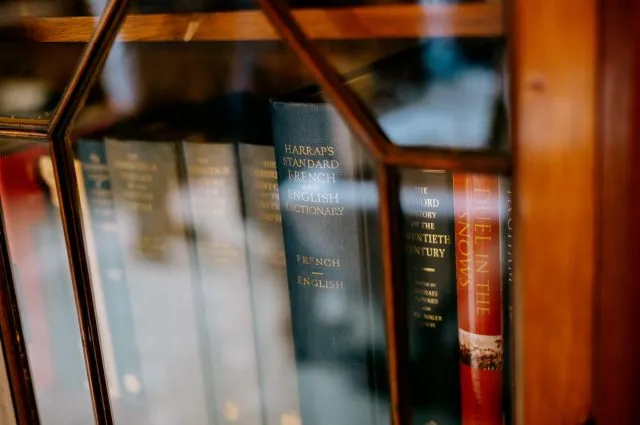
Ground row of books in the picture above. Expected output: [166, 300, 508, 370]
[0, 41, 510, 425]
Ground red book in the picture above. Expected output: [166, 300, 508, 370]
[453, 173, 504, 425]
[0, 143, 55, 390]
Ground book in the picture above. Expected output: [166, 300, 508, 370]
[180, 133, 262, 425]
[76, 139, 147, 409]
[399, 169, 461, 425]
[453, 173, 504, 425]
[271, 99, 388, 425]
[502, 183, 514, 425]
[0, 143, 55, 394]
[238, 139, 301, 425]
[104, 135, 210, 425]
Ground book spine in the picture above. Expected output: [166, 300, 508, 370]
[181, 140, 262, 425]
[399, 168, 461, 425]
[0, 146, 55, 391]
[453, 173, 504, 425]
[76, 139, 146, 405]
[501, 179, 514, 425]
[238, 143, 301, 425]
[271, 101, 378, 425]
[105, 138, 210, 425]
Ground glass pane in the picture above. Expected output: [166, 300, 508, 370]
[69, 10, 395, 424]
[0, 0, 107, 120]
[51, 1, 511, 425]
[0, 139, 94, 425]
[312, 4, 508, 151]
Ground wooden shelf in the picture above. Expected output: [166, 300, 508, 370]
[24, 3, 503, 42]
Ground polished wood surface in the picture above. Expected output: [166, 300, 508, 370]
[23, 3, 502, 42]
[595, 0, 640, 422]
[383, 146, 510, 174]
[377, 164, 410, 425]
[514, 0, 597, 422]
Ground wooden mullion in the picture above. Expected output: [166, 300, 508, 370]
[0, 119, 49, 138]
[514, 0, 597, 421]
[383, 147, 511, 175]
[0, 130, 49, 140]
[47, 0, 132, 424]
[377, 164, 410, 425]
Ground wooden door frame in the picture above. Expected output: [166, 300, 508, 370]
[595, 0, 640, 423]
[513, 0, 597, 423]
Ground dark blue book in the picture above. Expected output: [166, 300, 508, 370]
[271, 100, 388, 425]
[76, 139, 147, 412]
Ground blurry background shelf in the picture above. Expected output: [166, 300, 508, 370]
[23, 3, 503, 42]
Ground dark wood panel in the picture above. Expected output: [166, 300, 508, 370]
[23, 4, 503, 42]
[595, 0, 640, 422]
[514, 0, 597, 422]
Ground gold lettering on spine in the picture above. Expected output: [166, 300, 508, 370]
[283, 143, 345, 290]
[249, 155, 282, 224]
[406, 174, 451, 328]
[113, 152, 163, 257]
[187, 155, 240, 264]
[472, 186, 493, 315]
[282, 143, 342, 217]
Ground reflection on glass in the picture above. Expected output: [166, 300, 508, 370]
[0, 0, 106, 120]
[0, 41, 84, 119]
[0, 140, 94, 425]
[320, 38, 507, 150]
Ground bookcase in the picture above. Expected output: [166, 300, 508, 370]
[0, 0, 637, 424]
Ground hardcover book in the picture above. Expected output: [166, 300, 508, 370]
[76, 139, 147, 409]
[271, 98, 388, 425]
[502, 182, 514, 425]
[180, 132, 262, 425]
[453, 173, 505, 425]
[105, 135, 210, 425]
[238, 138, 301, 425]
[399, 168, 461, 425]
